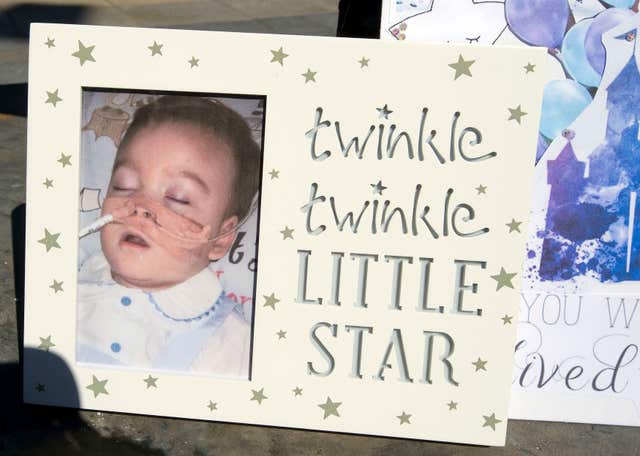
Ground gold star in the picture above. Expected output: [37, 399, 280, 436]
[38, 335, 55, 351]
[293, 387, 303, 396]
[448, 54, 475, 80]
[524, 62, 535, 73]
[38, 228, 61, 252]
[475, 184, 487, 195]
[276, 330, 287, 340]
[263, 292, 280, 310]
[397, 411, 411, 425]
[43, 178, 54, 189]
[143, 375, 158, 389]
[506, 218, 522, 233]
[57, 153, 72, 167]
[491, 267, 517, 291]
[71, 41, 96, 66]
[251, 388, 268, 404]
[188, 56, 199, 68]
[501, 314, 514, 325]
[302, 68, 317, 83]
[35, 383, 46, 392]
[270, 47, 289, 66]
[508, 105, 527, 124]
[49, 279, 63, 293]
[148, 41, 163, 56]
[280, 226, 294, 240]
[447, 400, 458, 410]
[472, 357, 488, 372]
[86, 375, 109, 398]
[268, 169, 280, 179]
[45, 37, 55, 48]
[318, 397, 341, 419]
[45, 89, 62, 107]
[482, 412, 502, 431]
[207, 400, 218, 411]
[358, 57, 369, 68]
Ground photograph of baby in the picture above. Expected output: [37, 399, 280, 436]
[76, 89, 264, 379]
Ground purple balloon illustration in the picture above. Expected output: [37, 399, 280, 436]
[585, 8, 635, 75]
[505, 0, 569, 48]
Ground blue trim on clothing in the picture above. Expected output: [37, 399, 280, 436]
[145, 291, 224, 322]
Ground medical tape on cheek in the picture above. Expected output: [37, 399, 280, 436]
[109, 196, 213, 244]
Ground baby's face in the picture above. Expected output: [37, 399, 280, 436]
[101, 122, 238, 290]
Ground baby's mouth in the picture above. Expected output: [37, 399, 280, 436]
[120, 229, 151, 249]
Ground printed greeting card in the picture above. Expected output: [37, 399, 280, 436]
[381, 0, 640, 426]
[23, 23, 545, 445]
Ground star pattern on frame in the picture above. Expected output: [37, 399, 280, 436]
[396, 411, 411, 425]
[207, 400, 218, 411]
[49, 279, 63, 293]
[302, 69, 317, 83]
[270, 46, 289, 66]
[358, 57, 369, 68]
[43, 178, 54, 189]
[508, 105, 527, 124]
[276, 330, 287, 340]
[491, 267, 517, 291]
[71, 40, 96, 66]
[318, 397, 341, 419]
[472, 357, 488, 372]
[371, 180, 387, 196]
[293, 387, 303, 396]
[148, 41, 163, 56]
[86, 375, 109, 398]
[268, 169, 280, 179]
[482, 412, 502, 431]
[143, 375, 158, 389]
[263, 292, 280, 310]
[447, 400, 458, 411]
[448, 54, 474, 80]
[38, 228, 61, 252]
[188, 56, 200, 68]
[38, 335, 55, 351]
[501, 314, 514, 325]
[475, 184, 487, 195]
[45, 89, 62, 107]
[524, 62, 535, 73]
[35, 383, 46, 392]
[506, 218, 522, 233]
[251, 388, 268, 404]
[280, 226, 294, 240]
[377, 104, 393, 119]
[45, 37, 55, 48]
[57, 153, 72, 167]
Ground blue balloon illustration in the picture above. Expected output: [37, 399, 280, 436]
[562, 19, 602, 88]
[600, 0, 635, 7]
[540, 79, 593, 140]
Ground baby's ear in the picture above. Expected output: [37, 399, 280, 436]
[207, 215, 239, 261]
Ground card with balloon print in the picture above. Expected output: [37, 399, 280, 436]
[23, 23, 546, 445]
[381, 1, 640, 426]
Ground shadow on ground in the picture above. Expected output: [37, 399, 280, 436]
[0, 4, 86, 38]
[5, 204, 164, 454]
[0, 83, 27, 116]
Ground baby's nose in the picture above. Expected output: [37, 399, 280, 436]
[134, 206, 156, 220]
